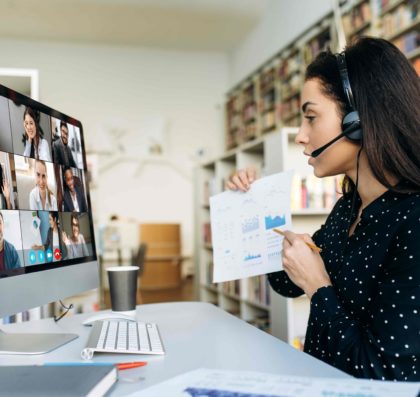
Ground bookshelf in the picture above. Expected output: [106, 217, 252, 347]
[195, 128, 340, 346]
[223, 0, 419, 152]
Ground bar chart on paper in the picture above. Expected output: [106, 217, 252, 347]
[210, 171, 293, 282]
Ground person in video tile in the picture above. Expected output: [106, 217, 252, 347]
[0, 164, 12, 210]
[29, 160, 58, 211]
[0, 211, 21, 270]
[22, 107, 51, 162]
[63, 167, 87, 212]
[52, 121, 77, 168]
[62, 213, 88, 258]
[43, 211, 66, 262]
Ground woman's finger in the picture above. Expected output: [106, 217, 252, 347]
[237, 170, 250, 190]
[225, 180, 237, 191]
[231, 174, 247, 192]
[246, 167, 256, 183]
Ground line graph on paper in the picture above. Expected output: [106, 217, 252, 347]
[210, 171, 293, 282]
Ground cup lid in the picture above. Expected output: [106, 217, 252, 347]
[107, 266, 139, 272]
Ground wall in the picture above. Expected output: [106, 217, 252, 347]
[0, 39, 229, 258]
[228, 0, 333, 86]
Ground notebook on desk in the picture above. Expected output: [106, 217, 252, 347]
[0, 365, 117, 397]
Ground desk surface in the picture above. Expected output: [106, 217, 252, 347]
[0, 302, 350, 396]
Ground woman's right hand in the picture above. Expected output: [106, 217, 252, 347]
[62, 231, 69, 245]
[225, 167, 257, 192]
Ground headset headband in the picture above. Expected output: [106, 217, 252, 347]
[335, 52, 356, 111]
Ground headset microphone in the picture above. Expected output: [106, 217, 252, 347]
[310, 117, 361, 158]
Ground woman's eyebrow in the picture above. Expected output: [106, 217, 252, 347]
[302, 101, 317, 113]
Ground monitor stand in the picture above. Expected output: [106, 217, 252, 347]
[0, 329, 78, 355]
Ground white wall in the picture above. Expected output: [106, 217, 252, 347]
[0, 39, 229, 257]
[229, 0, 333, 86]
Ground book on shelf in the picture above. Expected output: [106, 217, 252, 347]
[247, 275, 270, 307]
[291, 174, 343, 212]
[226, 94, 242, 149]
[202, 222, 212, 246]
[259, 68, 277, 132]
[381, 1, 419, 38]
[222, 280, 240, 297]
[205, 260, 215, 285]
[342, 0, 371, 37]
[302, 29, 332, 67]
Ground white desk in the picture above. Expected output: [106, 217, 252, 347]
[0, 302, 350, 396]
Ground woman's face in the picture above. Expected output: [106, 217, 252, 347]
[35, 162, 48, 191]
[295, 78, 360, 178]
[24, 114, 36, 140]
[72, 217, 80, 238]
[49, 214, 56, 229]
[64, 170, 75, 192]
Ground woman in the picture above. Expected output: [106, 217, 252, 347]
[227, 38, 420, 381]
[62, 167, 88, 212]
[32, 211, 67, 261]
[43, 212, 67, 261]
[23, 107, 51, 162]
[29, 160, 58, 211]
[0, 165, 12, 209]
[62, 213, 89, 258]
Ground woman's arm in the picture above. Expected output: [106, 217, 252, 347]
[29, 188, 38, 210]
[41, 139, 52, 162]
[80, 234, 89, 257]
[23, 140, 31, 157]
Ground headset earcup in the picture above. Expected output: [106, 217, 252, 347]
[342, 111, 363, 142]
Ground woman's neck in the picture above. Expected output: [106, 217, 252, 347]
[346, 152, 398, 211]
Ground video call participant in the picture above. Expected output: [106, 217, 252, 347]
[52, 121, 77, 168]
[62, 213, 89, 258]
[63, 167, 87, 212]
[43, 212, 67, 261]
[0, 211, 21, 270]
[0, 165, 12, 210]
[23, 107, 51, 162]
[29, 160, 58, 211]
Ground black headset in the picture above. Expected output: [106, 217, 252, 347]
[311, 52, 363, 158]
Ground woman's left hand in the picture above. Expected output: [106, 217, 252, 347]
[282, 230, 332, 299]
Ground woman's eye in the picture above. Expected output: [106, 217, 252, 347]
[305, 116, 315, 124]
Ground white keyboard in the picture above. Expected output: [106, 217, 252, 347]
[81, 320, 165, 360]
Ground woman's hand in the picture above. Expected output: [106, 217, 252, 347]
[225, 167, 257, 192]
[281, 230, 332, 299]
[2, 179, 11, 209]
[62, 231, 69, 245]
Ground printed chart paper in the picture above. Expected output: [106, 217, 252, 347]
[130, 368, 420, 397]
[210, 171, 292, 283]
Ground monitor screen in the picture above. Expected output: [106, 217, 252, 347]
[0, 85, 98, 313]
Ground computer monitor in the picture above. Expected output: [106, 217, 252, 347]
[0, 85, 99, 354]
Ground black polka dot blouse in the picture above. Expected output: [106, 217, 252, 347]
[268, 188, 420, 381]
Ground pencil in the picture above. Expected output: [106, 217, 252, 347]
[273, 228, 322, 253]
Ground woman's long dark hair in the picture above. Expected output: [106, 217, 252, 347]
[305, 37, 420, 196]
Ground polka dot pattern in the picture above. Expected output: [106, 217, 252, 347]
[268, 188, 420, 381]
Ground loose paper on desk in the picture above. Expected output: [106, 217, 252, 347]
[129, 368, 420, 397]
[210, 171, 292, 283]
